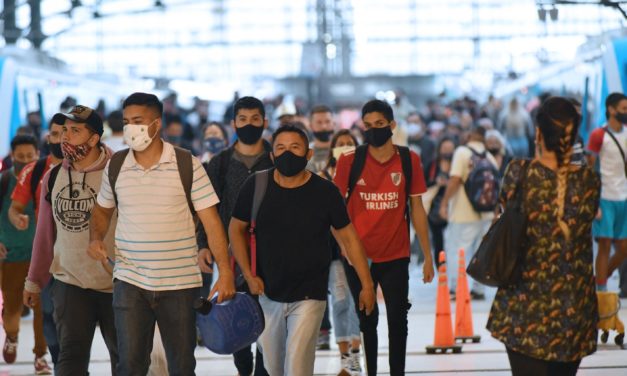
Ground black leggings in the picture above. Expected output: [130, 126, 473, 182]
[343, 257, 411, 376]
[507, 348, 581, 376]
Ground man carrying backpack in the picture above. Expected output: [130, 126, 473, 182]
[333, 99, 434, 376]
[197, 96, 272, 376]
[439, 125, 499, 300]
[22, 105, 119, 375]
[87, 92, 235, 375]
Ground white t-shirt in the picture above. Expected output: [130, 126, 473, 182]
[587, 125, 627, 201]
[448, 141, 498, 223]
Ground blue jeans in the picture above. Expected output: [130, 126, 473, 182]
[41, 279, 59, 364]
[257, 295, 326, 376]
[445, 220, 492, 294]
[113, 280, 198, 376]
[329, 260, 360, 343]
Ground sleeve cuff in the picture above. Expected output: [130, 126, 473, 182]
[24, 279, 41, 293]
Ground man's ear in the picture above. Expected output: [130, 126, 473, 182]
[263, 118, 269, 130]
[306, 148, 313, 161]
[89, 133, 100, 148]
[390, 120, 397, 131]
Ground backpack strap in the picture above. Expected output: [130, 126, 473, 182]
[398, 146, 412, 201]
[347, 144, 368, 201]
[0, 170, 11, 213]
[30, 158, 48, 200]
[249, 169, 271, 277]
[45, 164, 63, 203]
[603, 126, 627, 176]
[108, 149, 130, 208]
[174, 146, 195, 215]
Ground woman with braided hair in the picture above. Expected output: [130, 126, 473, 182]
[487, 96, 601, 376]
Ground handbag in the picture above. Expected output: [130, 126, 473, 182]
[466, 160, 530, 287]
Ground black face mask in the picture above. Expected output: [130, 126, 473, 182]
[49, 143, 64, 159]
[273, 150, 308, 177]
[364, 126, 393, 147]
[615, 112, 627, 124]
[440, 153, 453, 161]
[13, 161, 27, 174]
[313, 130, 333, 142]
[487, 148, 501, 156]
[236, 124, 264, 145]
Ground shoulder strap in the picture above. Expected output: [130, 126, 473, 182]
[108, 149, 130, 208]
[0, 170, 11, 213]
[466, 145, 485, 158]
[30, 158, 48, 199]
[45, 164, 63, 203]
[249, 169, 271, 277]
[603, 127, 626, 170]
[347, 144, 368, 201]
[398, 146, 412, 201]
[174, 146, 195, 215]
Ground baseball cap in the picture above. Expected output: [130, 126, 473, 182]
[55, 105, 104, 136]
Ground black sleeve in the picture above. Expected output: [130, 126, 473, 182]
[327, 182, 351, 230]
[231, 174, 255, 223]
[206, 156, 222, 201]
[195, 160, 216, 250]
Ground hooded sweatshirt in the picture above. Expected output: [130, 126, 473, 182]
[26, 146, 116, 293]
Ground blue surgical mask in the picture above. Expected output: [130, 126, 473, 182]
[204, 137, 226, 154]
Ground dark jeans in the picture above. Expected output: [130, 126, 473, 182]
[506, 348, 581, 376]
[113, 280, 198, 376]
[41, 279, 59, 364]
[320, 301, 332, 331]
[51, 279, 118, 376]
[343, 257, 411, 376]
[428, 221, 447, 267]
[233, 281, 268, 376]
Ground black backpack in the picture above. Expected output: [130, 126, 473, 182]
[463, 146, 500, 213]
[347, 144, 413, 223]
[46, 147, 195, 216]
[0, 170, 11, 213]
[30, 158, 48, 200]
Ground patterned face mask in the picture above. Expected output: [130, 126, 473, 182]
[61, 141, 92, 162]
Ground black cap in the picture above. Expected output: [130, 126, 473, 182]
[55, 105, 104, 136]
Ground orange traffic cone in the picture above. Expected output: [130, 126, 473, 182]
[426, 252, 462, 354]
[455, 249, 481, 343]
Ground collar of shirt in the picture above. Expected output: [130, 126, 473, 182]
[122, 141, 176, 171]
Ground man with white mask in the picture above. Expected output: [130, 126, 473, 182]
[87, 92, 235, 375]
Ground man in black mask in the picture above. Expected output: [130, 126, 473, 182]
[230, 125, 375, 376]
[197, 96, 273, 376]
[307, 105, 335, 174]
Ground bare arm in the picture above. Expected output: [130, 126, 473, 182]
[229, 217, 266, 295]
[87, 203, 115, 262]
[8, 201, 29, 230]
[438, 175, 462, 221]
[410, 195, 434, 282]
[332, 224, 375, 315]
[197, 205, 235, 302]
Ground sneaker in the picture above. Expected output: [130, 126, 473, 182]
[34, 356, 52, 375]
[449, 290, 456, 301]
[3, 337, 17, 364]
[317, 330, 330, 350]
[349, 351, 362, 375]
[340, 353, 351, 372]
[470, 291, 485, 301]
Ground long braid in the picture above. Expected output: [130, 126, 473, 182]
[554, 119, 574, 240]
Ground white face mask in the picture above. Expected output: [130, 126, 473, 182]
[406, 123, 423, 137]
[123, 120, 158, 152]
[332, 145, 355, 160]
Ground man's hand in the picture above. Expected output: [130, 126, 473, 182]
[87, 240, 107, 261]
[359, 286, 375, 315]
[438, 202, 448, 221]
[23, 290, 40, 308]
[422, 261, 435, 283]
[12, 213, 29, 231]
[0, 243, 7, 260]
[246, 275, 265, 296]
[198, 248, 214, 273]
[209, 267, 236, 303]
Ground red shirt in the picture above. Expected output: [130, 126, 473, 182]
[334, 147, 427, 262]
[11, 155, 53, 217]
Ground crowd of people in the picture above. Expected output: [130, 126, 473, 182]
[0, 88, 624, 376]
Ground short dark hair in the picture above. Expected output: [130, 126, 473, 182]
[50, 113, 66, 127]
[233, 96, 265, 119]
[165, 114, 183, 128]
[362, 99, 394, 122]
[107, 110, 124, 133]
[11, 134, 38, 151]
[272, 124, 309, 150]
[203, 121, 229, 143]
[605, 92, 627, 119]
[122, 92, 163, 117]
[310, 104, 332, 118]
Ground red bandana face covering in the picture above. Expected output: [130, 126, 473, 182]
[61, 141, 92, 162]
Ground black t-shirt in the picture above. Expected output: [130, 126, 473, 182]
[232, 169, 351, 303]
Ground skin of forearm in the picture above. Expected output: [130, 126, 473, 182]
[228, 219, 253, 278]
[89, 204, 113, 241]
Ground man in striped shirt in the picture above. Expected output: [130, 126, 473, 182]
[88, 92, 235, 375]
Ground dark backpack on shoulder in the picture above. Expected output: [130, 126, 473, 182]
[30, 158, 48, 200]
[347, 144, 413, 223]
[0, 170, 12, 213]
[464, 147, 500, 213]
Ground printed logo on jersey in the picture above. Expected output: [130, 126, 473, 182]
[391, 172, 402, 186]
[54, 183, 97, 232]
[359, 192, 399, 210]
[357, 178, 366, 186]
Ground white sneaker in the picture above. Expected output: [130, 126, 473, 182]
[340, 354, 351, 373]
[349, 351, 362, 375]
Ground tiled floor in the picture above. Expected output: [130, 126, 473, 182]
[1, 260, 625, 375]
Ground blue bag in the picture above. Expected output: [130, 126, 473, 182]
[196, 292, 265, 355]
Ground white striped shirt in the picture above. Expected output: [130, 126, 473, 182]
[97, 142, 219, 291]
